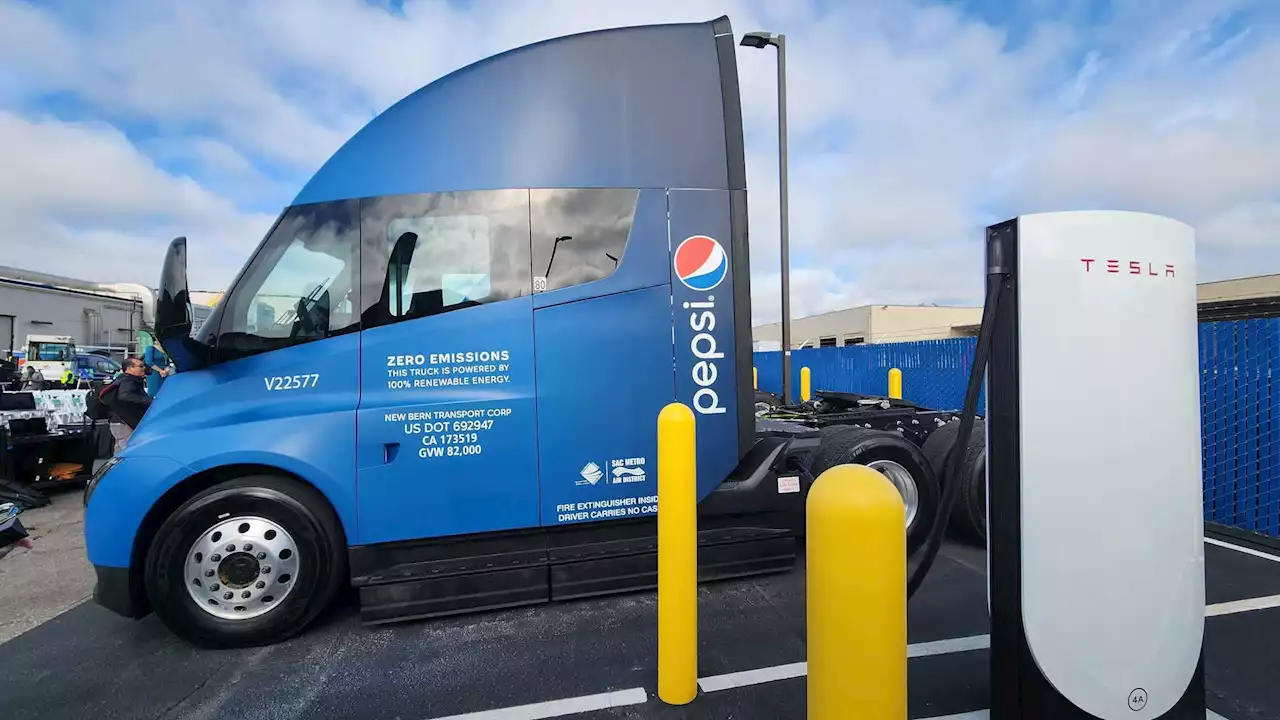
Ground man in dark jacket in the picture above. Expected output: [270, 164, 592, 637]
[107, 357, 153, 453]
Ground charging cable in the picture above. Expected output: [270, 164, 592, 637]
[907, 237, 1010, 599]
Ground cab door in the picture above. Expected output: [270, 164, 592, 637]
[529, 189, 677, 527]
[355, 190, 541, 545]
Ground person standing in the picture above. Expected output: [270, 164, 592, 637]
[142, 341, 171, 397]
[21, 364, 46, 390]
[105, 357, 152, 453]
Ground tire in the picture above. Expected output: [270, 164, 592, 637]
[921, 419, 987, 545]
[809, 426, 940, 557]
[143, 475, 346, 649]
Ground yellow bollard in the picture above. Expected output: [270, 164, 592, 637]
[807, 464, 906, 719]
[888, 367, 903, 400]
[658, 402, 698, 705]
[800, 366, 812, 402]
[753, 366, 758, 390]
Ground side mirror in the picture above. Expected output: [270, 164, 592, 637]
[156, 236, 192, 340]
[156, 236, 209, 372]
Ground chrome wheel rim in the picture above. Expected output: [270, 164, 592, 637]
[867, 460, 920, 530]
[183, 515, 300, 621]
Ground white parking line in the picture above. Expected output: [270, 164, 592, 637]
[425, 687, 646, 720]
[1207, 594, 1280, 617]
[697, 634, 996, 693]
[427, 643, 1243, 720]
[698, 661, 806, 692]
[908, 634, 992, 658]
[1206, 537, 1280, 563]
[698, 592, 1277, 696]
[426, 538, 1278, 720]
[921, 714, 1229, 720]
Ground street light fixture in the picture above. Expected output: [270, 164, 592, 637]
[740, 30, 793, 405]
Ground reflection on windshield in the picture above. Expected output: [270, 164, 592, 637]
[215, 199, 361, 358]
[388, 214, 493, 314]
[206, 188, 647, 361]
[360, 190, 531, 328]
[531, 189, 637, 292]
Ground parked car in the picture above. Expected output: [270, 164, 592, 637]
[74, 354, 121, 384]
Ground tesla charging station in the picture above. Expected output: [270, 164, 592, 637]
[985, 211, 1206, 719]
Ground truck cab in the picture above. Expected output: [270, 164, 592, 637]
[22, 334, 77, 385]
[85, 16, 941, 649]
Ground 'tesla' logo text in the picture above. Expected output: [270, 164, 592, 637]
[1081, 258, 1176, 277]
[674, 235, 728, 416]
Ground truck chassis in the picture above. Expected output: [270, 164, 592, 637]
[349, 390, 981, 627]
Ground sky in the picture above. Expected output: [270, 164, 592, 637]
[1, 0, 1277, 325]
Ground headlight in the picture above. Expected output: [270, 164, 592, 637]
[84, 457, 121, 507]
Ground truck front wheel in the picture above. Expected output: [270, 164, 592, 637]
[809, 426, 940, 556]
[143, 475, 346, 649]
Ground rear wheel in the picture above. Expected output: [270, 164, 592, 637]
[922, 419, 987, 544]
[143, 475, 346, 649]
[809, 426, 940, 556]
[754, 390, 782, 414]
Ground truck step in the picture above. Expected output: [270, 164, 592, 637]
[354, 525, 796, 625]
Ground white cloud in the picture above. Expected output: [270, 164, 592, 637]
[0, 111, 274, 290]
[751, 268, 866, 331]
[0, 0, 1276, 327]
[1201, 202, 1280, 248]
[741, 0, 1280, 321]
[0, 112, 218, 220]
[0, 0, 361, 170]
[1011, 29, 1280, 266]
[185, 138, 258, 177]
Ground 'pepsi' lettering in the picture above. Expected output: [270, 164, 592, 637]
[686, 297, 724, 415]
[673, 234, 729, 416]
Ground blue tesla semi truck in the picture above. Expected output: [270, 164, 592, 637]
[84, 16, 979, 648]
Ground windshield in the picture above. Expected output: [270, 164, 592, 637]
[31, 342, 74, 361]
[214, 200, 361, 359]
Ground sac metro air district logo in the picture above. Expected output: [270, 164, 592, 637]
[674, 235, 728, 291]
[578, 462, 603, 485]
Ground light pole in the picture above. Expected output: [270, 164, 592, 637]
[740, 30, 793, 406]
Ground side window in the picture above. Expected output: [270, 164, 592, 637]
[360, 189, 531, 329]
[530, 189, 638, 293]
[217, 199, 361, 360]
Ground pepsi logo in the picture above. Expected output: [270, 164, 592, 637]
[674, 235, 728, 291]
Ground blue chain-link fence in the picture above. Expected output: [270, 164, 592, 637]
[1200, 319, 1279, 537]
[753, 338, 984, 412]
[753, 317, 1280, 538]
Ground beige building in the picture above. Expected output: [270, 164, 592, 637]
[754, 273, 1280, 350]
[1197, 273, 1280, 321]
[752, 304, 983, 350]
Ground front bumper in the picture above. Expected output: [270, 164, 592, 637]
[92, 564, 149, 620]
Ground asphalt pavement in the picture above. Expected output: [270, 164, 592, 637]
[0, 538, 1278, 720]
[0, 487, 94, 644]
